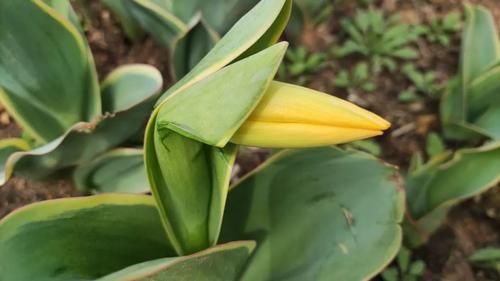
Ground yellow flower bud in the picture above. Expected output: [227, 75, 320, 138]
[231, 81, 390, 148]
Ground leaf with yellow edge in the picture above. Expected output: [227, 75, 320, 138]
[157, 0, 291, 103]
[156, 43, 287, 146]
[0, 0, 100, 143]
[0, 194, 175, 281]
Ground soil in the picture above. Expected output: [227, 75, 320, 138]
[0, 0, 499, 280]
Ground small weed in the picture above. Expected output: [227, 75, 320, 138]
[333, 10, 422, 73]
[381, 247, 426, 281]
[279, 46, 326, 85]
[419, 11, 461, 46]
[399, 63, 440, 103]
[334, 62, 376, 93]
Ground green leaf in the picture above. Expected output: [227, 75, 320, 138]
[353, 62, 369, 81]
[362, 81, 377, 92]
[145, 119, 237, 254]
[0, 139, 30, 184]
[42, 0, 82, 32]
[172, 18, 219, 79]
[221, 147, 404, 281]
[392, 47, 418, 59]
[407, 141, 500, 219]
[156, 43, 287, 146]
[460, 5, 500, 115]
[125, 0, 188, 51]
[409, 260, 425, 275]
[73, 148, 149, 194]
[198, 0, 262, 35]
[468, 63, 500, 117]
[469, 247, 500, 263]
[475, 105, 500, 139]
[0, 0, 100, 142]
[102, 0, 144, 41]
[440, 77, 484, 141]
[398, 247, 411, 272]
[101, 64, 163, 113]
[349, 139, 382, 156]
[157, 0, 291, 104]
[0, 194, 175, 281]
[426, 132, 446, 157]
[381, 267, 399, 281]
[1, 69, 160, 185]
[443, 11, 461, 31]
[98, 241, 255, 281]
[334, 70, 350, 87]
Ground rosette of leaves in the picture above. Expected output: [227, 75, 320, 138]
[420, 11, 461, 47]
[0, 1, 163, 185]
[103, 0, 260, 79]
[334, 9, 421, 73]
[0, 1, 404, 280]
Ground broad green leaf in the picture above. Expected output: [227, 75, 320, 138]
[0, 194, 175, 281]
[460, 5, 500, 122]
[440, 77, 485, 141]
[0, 139, 30, 184]
[239, 0, 292, 60]
[0, 0, 101, 142]
[42, 0, 82, 32]
[172, 18, 220, 79]
[198, 0, 260, 35]
[221, 147, 404, 281]
[156, 43, 287, 146]
[461, 5, 500, 87]
[125, 0, 188, 51]
[158, 0, 290, 104]
[468, 63, 500, 117]
[100, 64, 163, 113]
[407, 142, 500, 219]
[1, 72, 160, 185]
[102, 0, 144, 41]
[73, 149, 149, 194]
[98, 241, 255, 281]
[475, 105, 500, 139]
[145, 115, 237, 254]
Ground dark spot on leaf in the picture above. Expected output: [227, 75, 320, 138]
[309, 191, 336, 204]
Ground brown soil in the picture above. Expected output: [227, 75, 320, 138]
[0, 0, 499, 280]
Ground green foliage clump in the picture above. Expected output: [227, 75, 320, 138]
[399, 63, 441, 102]
[334, 9, 421, 73]
[334, 62, 376, 93]
[419, 11, 461, 46]
[382, 247, 426, 281]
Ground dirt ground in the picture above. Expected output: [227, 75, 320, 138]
[0, 0, 499, 280]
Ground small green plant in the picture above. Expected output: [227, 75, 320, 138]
[469, 247, 500, 272]
[399, 63, 440, 102]
[334, 9, 421, 73]
[279, 46, 326, 85]
[0, 1, 404, 280]
[381, 247, 426, 281]
[420, 11, 461, 46]
[334, 62, 377, 93]
[403, 6, 500, 249]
